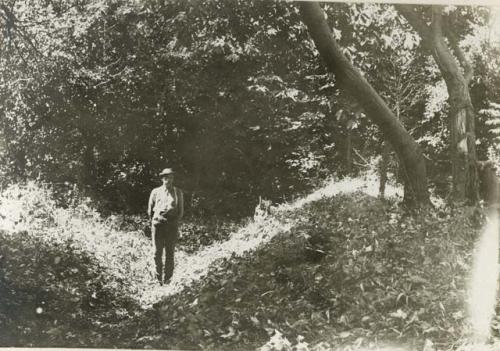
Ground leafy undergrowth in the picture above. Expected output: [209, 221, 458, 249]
[130, 193, 486, 350]
[0, 181, 241, 305]
[0, 229, 143, 347]
[178, 218, 241, 254]
[0, 180, 494, 350]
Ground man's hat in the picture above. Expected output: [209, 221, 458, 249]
[159, 168, 175, 177]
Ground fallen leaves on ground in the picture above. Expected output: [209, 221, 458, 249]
[0, 180, 494, 350]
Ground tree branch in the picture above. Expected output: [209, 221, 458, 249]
[13, 39, 30, 68]
[430, 6, 445, 40]
[0, 4, 42, 62]
[445, 28, 474, 84]
[394, 5, 432, 44]
[299, 2, 430, 205]
[353, 148, 369, 166]
[396, 4, 464, 84]
[408, 6, 459, 84]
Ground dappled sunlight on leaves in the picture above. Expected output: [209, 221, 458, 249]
[0, 178, 491, 349]
[0, 181, 158, 302]
[0, 177, 402, 310]
[146, 189, 483, 349]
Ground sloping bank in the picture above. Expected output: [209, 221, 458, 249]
[140, 175, 404, 306]
[1, 176, 484, 349]
[140, 193, 482, 350]
[0, 176, 402, 309]
[0, 229, 142, 347]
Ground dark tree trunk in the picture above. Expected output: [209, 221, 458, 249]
[379, 102, 401, 198]
[396, 5, 479, 203]
[346, 127, 352, 175]
[478, 161, 499, 208]
[447, 84, 478, 202]
[379, 141, 390, 198]
[300, 2, 430, 207]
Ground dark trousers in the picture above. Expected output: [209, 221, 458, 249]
[152, 220, 178, 283]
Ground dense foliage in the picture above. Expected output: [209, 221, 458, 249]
[1, 2, 500, 348]
[0, 182, 490, 349]
[1, 1, 498, 216]
[148, 195, 485, 350]
[0, 229, 141, 347]
[0, 0, 336, 216]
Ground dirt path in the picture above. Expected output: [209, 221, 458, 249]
[136, 175, 403, 307]
[0, 175, 403, 309]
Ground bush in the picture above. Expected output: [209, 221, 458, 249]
[0, 181, 157, 301]
[0, 229, 141, 347]
[178, 217, 241, 254]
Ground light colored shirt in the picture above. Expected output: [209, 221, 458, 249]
[148, 185, 184, 221]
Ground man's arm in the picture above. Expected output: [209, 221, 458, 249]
[147, 189, 155, 219]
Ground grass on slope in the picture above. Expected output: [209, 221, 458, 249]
[129, 193, 486, 350]
[0, 181, 243, 308]
[0, 181, 237, 346]
[0, 181, 492, 350]
[0, 229, 142, 347]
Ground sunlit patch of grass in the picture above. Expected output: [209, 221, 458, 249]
[2, 176, 480, 349]
[0, 176, 405, 308]
[148, 192, 483, 350]
[0, 181, 157, 300]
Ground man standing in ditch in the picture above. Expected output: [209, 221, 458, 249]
[148, 167, 184, 285]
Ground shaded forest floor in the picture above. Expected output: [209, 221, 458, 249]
[0, 178, 498, 350]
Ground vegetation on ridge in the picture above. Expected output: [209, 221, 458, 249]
[1, 184, 492, 350]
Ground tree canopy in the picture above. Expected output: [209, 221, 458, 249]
[0, 0, 498, 215]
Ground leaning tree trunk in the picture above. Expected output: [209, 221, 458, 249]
[379, 102, 401, 199]
[300, 2, 430, 207]
[448, 81, 478, 201]
[379, 141, 390, 198]
[396, 5, 479, 203]
[346, 123, 353, 175]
